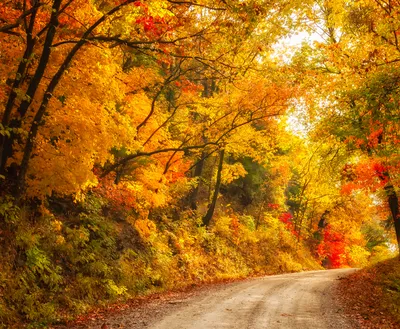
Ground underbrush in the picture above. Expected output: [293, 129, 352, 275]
[0, 193, 321, 328]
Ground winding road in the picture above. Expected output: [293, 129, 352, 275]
[64, 269, 358, 328]
[149, 269, 357, 329]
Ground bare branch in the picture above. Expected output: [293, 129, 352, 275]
[167, 0, 226, 11]
[101, 105, 286, 179]
[101, 141, 219, 177]
[142, 104, 181, 147]
[137, 62, 185, 132]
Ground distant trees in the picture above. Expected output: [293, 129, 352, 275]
[293, 0, 400, 250]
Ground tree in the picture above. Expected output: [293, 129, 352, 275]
[292, 0, 400, 250]
[0, 0, 305, 202]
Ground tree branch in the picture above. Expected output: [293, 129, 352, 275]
[137, 62, 184, 132]
[167, 0, 226, 11]
[101, 141, 219, 178]
[0, 4, 42, 35]
[17, 0, 138, 195]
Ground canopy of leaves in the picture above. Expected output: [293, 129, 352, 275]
[0, 0, 398, 326]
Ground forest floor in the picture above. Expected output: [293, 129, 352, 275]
[337, 257, 400, 329]
[54, 269, 357, 329]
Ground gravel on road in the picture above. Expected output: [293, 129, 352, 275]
[58, 269, 358, 329]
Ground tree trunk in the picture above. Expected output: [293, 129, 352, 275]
[384, 184, 400, 252]
[202, 149, 224, 227]
[0, 3, 40, 174]
[318, 210, 329, 229]
[255, 200, 265, 230]
[189, 152, 206, 210]
[15, 1, 135, 197]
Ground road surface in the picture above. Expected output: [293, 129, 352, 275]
[62, 269, 358, 328]
[149, 269, 357, 329]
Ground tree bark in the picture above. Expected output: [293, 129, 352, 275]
[377, 169, 400, 253]
[17, 0, 63, 119]
[0, 3, 40, 173]
[189, 152, 206, 210]
[384, 184, 400, 251]
[255, 200, 265, 230]
[202, 149, 224, 227]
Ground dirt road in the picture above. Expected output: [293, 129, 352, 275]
[64, 269, 358, 329]
[149, 269, 357, 329]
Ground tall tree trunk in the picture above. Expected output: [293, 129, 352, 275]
[15, 1, 135, 196]
[0, 3, 40, 174]
[189, 74, 215, 209]
[17, 0, 63, 119]
[384, 184, 400, 251]
[377, 169, 400, 253]
[190, 152, 206, 210]
[202, 149, 224, 227]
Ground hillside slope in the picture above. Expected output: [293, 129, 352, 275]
[337, 258, 400, 329]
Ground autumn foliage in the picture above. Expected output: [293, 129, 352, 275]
[0, 0, 398, 327]
[317, 225, 348, 268]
